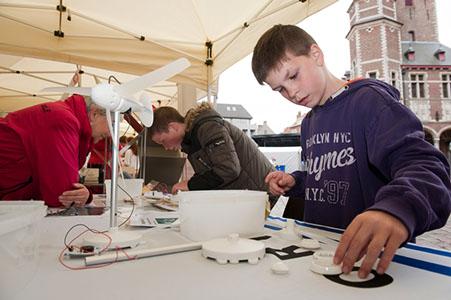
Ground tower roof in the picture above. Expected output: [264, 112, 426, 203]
[401, 42, 451, 66]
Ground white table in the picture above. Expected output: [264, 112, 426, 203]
[5, 212, 451, 300]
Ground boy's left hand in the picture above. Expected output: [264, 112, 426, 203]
[333, 210, 408, 278]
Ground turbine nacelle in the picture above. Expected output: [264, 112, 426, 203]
[91, 83, 124, 112]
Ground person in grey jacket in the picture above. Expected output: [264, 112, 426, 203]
[149, 102, 277, 204]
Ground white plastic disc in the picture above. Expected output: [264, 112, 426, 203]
[299, 238, 321, 250]
[340, 271, 375, 282]
[202, 233, 265, 264]
[309, 250, 342, 275]
[83, 229, 142, 249]
[271, 261, 289, 275]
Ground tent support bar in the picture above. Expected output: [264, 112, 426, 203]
[70, 10, 144, 41]
[1, 67, 68, 87]
[0, 3, 53, 10]
[68, 10, 203, 62]
[0, 86, 55, 101]
[205, 41, 214, 103]
[1, 70, 76, 74]
[214, 0, 306, 60]
[20, 72, 67, 86]
[0, 66, 175, 100]
[0, 13, 52, 34]
[213, 0, 272, 43]
[54, 0, 66, 37]
[0, 3, 204, 64]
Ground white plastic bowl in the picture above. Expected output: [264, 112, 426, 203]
[178, 190, 267, 241]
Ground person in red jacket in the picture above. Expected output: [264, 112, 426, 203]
[0, 94, 110, 207]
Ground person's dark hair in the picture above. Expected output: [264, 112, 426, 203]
[149, 106, 184, 137]
[252, 24, 317, 85]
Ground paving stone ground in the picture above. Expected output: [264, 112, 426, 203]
[416, 218, 451, 251]
[271, 197, 451, 251]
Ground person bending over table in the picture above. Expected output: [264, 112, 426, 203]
[149, 103, 278, 206]
[0, 94, 110, 208]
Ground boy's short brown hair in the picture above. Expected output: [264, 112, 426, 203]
[149, 106, 184, 137]
[252, 24, 317, 85]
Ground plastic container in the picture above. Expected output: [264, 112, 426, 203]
[178, 190, 267, 241]
[105, 178, 143, 201]
[0, 201, 47, 299]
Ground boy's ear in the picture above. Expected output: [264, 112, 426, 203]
[309, 44, 324, 66]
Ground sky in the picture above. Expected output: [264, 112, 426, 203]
[217, 0, 451, 133]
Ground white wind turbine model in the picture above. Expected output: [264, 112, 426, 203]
[42, 58, 190, 249]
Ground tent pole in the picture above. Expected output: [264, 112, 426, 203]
[207, 78, 211, 104]
[205, 41, 214, 106]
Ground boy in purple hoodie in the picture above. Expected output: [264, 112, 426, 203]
[252, 25, 451, 279]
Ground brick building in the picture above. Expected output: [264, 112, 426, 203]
[346, 0, 451, 160]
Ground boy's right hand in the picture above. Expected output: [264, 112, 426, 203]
[333, 210, 408, 279]
[265, 171, 295, 195]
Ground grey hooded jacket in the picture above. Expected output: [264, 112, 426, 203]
[181, 103, 275, 202]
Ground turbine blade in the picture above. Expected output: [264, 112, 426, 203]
[41, 86, 92, 96]
[115, 58, 190, 97]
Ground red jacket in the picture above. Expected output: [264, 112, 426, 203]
[88, 138, 112, 165]
[0, 95, 93, 207]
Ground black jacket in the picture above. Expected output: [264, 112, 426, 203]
[181, 103, 275, 201]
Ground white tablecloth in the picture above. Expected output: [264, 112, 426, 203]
[4, 211, 451, 300]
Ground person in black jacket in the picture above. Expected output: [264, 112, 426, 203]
[149, 102, 278, 205]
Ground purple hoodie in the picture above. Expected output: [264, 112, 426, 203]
[288, 78, 451, 240]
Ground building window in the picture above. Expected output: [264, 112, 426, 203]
[367, 71, 377, 79]
[405, 0, 413, 6]
[405, 46, 415, 61]
[435, 48, 446, 61]
[442, 74, 451, 99]
[410, 74, 425, 98]
[408, 31, 415, 42]
[391, 71, 397, 88]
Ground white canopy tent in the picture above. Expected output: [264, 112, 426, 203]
[0, 0, 336, 113]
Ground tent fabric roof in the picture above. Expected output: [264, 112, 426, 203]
[0, 0, 336, 92]
[0, 53, 191, 114]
